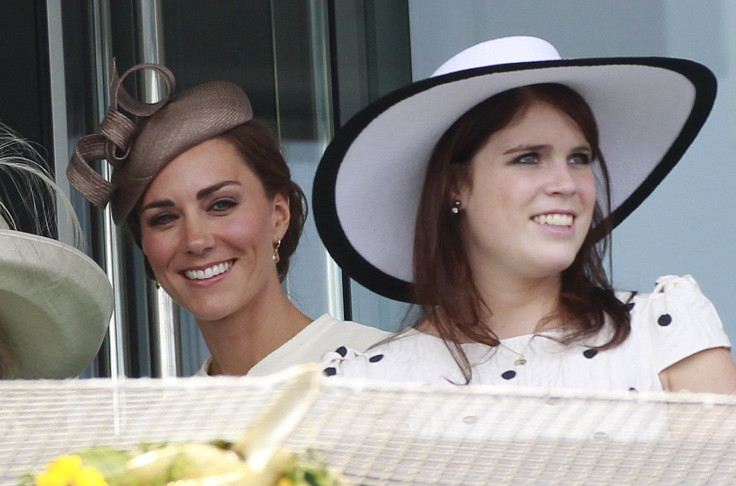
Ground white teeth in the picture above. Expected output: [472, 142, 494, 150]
[184, 261, 233, 280]
[533, 214, 573, 226]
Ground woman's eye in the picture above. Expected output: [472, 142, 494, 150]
[210, 198, 238, 212]
[148, 213, 177, 227]
[513, 153, 539, 165]
[570, 152, 592, 165]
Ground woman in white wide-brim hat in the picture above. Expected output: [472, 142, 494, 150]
[316, 36, 736, 392]
[0, 124, 112, 379]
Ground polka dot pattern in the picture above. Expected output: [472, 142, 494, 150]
[501, 370, 516, 380]
[318, 276, 731, 393]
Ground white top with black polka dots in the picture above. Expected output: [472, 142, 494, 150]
[321, 275, 731, 392]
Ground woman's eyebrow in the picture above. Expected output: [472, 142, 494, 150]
[502, 144, 592, 155]
[140, 181, 241, 212]
[140, 199, 174, 212]
[196, 180, 239, 200]
[503, 144, 547, 155]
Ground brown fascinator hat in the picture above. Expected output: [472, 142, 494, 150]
[67, 63, 254, 224]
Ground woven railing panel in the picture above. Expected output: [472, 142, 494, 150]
[2, 366, 735, 485]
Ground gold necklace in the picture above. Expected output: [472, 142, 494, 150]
[498, 335, 536, 366]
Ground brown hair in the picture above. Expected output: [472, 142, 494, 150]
[221, 121, 307, 281]
[128, 119, 307, 282]
[413, 83, 630, 383]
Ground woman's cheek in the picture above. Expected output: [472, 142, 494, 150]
[141, 232, 172, 272]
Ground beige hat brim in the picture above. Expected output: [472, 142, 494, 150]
[0, 229, 112, 378]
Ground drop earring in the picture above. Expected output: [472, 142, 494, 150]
[272, 239, 282, 264]
[451, 200, 462, 214]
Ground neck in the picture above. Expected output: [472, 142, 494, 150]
[473, 271, 562, 339]
[197, 279, 311, 375]
[417, 272, 562, 341]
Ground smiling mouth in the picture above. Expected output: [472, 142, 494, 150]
[532, 213, 574, 227]
[184, 260, 234, 280]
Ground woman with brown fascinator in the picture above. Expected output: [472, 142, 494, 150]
[67, 63, 388, 377]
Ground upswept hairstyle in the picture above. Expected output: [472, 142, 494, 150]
[412, 83, 631, 383]
[221, 121, 308, 281]
[127, 119, 307, 282]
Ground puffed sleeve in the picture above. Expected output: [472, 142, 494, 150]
[633, 275, 731, 373]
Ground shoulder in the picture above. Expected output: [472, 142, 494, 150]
[617, 274, 702, 299]
[623, 275, 719, 321]
[300, 313, 391, 356]
[321, 329, 461, 383]
[247, 315, 390, 376]
[310, 313, 391, 342]
[622, 275, 731, 373]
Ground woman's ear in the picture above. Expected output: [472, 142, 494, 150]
[271, 191, 291, 240]
[449, 164, 471, 207]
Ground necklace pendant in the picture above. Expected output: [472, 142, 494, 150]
[514, 357, 527, 366]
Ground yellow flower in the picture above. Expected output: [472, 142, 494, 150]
[36, 455, 109, 486]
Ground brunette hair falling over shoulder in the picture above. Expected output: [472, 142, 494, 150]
[412, 83, 631, 383]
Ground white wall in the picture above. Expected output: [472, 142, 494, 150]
[406, 0, 736, 343]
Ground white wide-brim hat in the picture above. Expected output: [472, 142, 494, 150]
[313, 36, 716, 302]
[0, 215, 113, 378]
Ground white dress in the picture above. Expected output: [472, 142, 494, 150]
[321, 276, 731, 392]
[196, 313, 389, 376]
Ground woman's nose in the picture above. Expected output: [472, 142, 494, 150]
[545, 160, 577, 195]
[182, 217, 215, 255]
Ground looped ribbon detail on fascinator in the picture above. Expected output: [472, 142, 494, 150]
[67, 63, 175, 209]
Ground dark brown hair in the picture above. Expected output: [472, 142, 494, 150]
[220, 121, 307, 281]
[413, 83, 630, 383]
[128, 119, 307, 282]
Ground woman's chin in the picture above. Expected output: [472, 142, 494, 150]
[526, 255, 577, 279]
